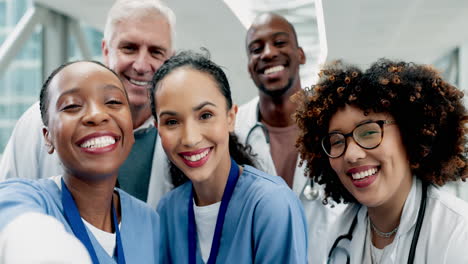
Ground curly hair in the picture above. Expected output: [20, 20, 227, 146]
[150, 50, 258, 186]
[295, 59, 468, 204]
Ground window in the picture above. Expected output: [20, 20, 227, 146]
[0, 1, 104, 154]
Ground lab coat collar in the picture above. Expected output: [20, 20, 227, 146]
[134, 116, 155, 134]
[397, 177, 421, 238]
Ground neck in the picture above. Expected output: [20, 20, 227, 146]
[131, 104, 151, 129]
[63, 173, 119, 233]
[192, 157, 233, 206]
[259, 85, 301, 127]
[367, 176, 413, 249]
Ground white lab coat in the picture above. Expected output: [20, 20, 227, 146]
[235, 96, 347, 264]
[0, 102, 172, 208]
[327, 177, 468, 264]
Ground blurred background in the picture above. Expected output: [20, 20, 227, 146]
[1, 0, 467, 178]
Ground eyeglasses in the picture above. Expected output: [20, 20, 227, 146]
[322, 120, 396, 158]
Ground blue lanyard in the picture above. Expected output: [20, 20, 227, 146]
[61, 178, 126, 264]
[188, 158, 240, 264]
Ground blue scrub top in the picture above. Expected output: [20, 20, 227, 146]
[157, 165, 308, 264]
[0, 178, 160, 264]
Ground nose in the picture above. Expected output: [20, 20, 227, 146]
[133, 51, 154, 75]
[82, 103, 109, 126]
[260, 43, 279, 61]
[343, 138, 366, 164]
[181, 121, 202, 147]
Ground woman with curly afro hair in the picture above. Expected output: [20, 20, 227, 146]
[295, 58, 468, 263]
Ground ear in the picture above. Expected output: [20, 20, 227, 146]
[227, 104, 238, 133]
[298, 46, 306, 65]
[42, 127, 55, 154]
[101, 39, 109, 65]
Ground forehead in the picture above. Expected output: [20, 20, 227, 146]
[156, 68, 225, 108]
[329, 105, 391, 130]
[247, 15, 295, 45]
[111, 14, 172, 48]
[50, 62, 124, 95]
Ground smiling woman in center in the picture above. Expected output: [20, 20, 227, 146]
[152, 50, 308, 264]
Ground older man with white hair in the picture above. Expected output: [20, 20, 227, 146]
[0, 0, 175, 207]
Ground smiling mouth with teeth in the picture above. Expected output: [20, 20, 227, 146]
[128, 78, 150, 87]
[182, 149, 210, 162]
[264, 65, 285, 75]
[350, 167, 379, 180]
[80, 136, 116, 149]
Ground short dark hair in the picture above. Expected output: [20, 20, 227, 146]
[295, 59, 467, 204]
[150, 50, 257, 186]
[39, 60, 120, 126]
[246, 12, 300, 48]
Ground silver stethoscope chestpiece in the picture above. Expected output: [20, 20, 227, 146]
[303, 181, 320, 201]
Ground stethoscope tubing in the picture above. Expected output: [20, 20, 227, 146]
[327, 182, 428, 264]
[245, 122, 270, 146]
[245, 102, 320, 201]
[245, 103, 270, 146]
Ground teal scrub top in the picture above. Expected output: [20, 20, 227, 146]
[157, 165, 308, 264]
[0, 178, 160, 264]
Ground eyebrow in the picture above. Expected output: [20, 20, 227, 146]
[55, 87, 81, 106]
[119, 41, 168, 54]
[57, 84, 125, 101]
[193, 101, 216, 111]
[328, 119, 375, 133]
[102, 84, 126, 94]
[158, 101, 217, 118]
[272, 32, 290, 39]
[248, 32, 290, 49]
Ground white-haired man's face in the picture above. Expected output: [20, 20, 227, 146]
[102, 15, 173, 112]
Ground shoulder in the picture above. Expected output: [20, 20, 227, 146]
[2, 101, 43, 148]
[156, 182, 192, 213]
[0, 101, 60, 180]
[429, 187, 468, 261]
[241, 165, 289, 189]
[0, 178, 56, 196]
[238, 165, 302, 208]
[17, 101, 42, 122]
[117, 189, 157, 217]
[427, 185, 468, 222]
[0, 178, 59, 230]
[11, 102, 43, 135]
[238, 97, 259, 113]
[235, 97, 259, 132]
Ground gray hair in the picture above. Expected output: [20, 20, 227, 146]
[104, 0, 176, 50]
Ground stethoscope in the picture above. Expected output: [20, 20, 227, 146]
[245, 103, 270, 146]
[244, 103, 320, 201]
[327, 182, 428, 264]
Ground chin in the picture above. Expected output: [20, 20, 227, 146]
[184, 166, 214, 184]
[129, 97, 150, 108]
[259, 83, 292, 98]
[72, 169, 118, 182]
[353, 191, 385, 208]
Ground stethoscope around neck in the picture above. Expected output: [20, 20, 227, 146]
[327, 182, 428, 264]
[244, 102, 320, 201]
[245, 103, 270, 146]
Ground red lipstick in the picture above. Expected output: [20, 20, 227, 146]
[346, 166, 379, 188]
[178, 147, 212, 168]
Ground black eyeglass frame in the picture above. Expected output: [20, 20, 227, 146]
[321, 120, 396, 159]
